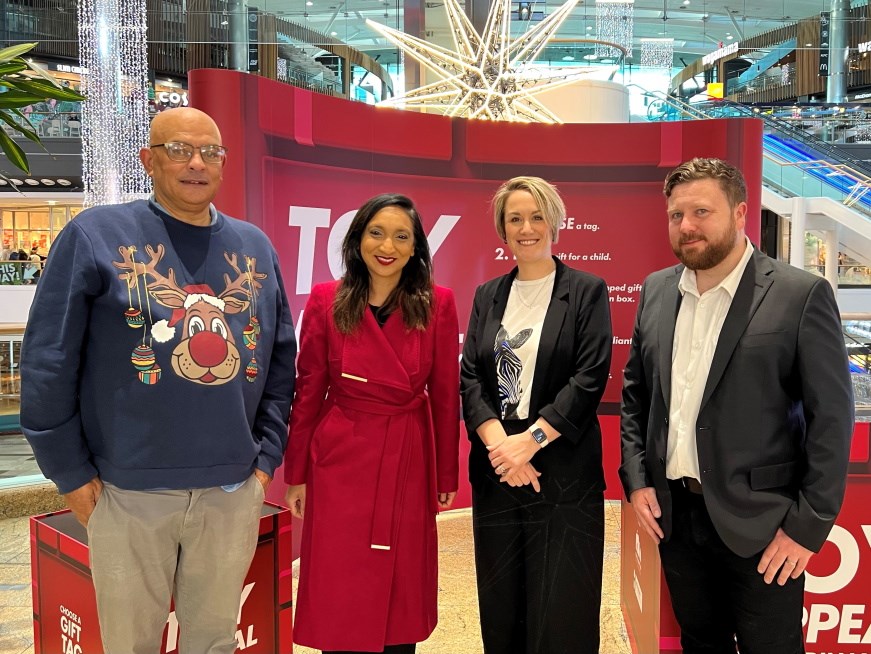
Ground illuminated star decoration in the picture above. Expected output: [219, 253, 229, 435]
[366, 0, 601, 123]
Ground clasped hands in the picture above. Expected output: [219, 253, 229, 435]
[487, 432, 542, 492]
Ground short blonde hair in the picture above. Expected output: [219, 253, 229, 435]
[492, 176, 564, 244]
[663, 158, 747, 209]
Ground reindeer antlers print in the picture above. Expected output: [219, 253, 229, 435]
[111, 244, 270, 387]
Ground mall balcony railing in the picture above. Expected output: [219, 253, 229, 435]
[691, 99, 871, 176]
[1, 111, 81, 138]
[0, 327, 23, 433]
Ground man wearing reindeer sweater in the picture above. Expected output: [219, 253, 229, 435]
[20, 107, 296, 654]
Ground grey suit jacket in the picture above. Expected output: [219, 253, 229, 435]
[619, 248, 854, 557]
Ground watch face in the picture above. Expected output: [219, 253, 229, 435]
[531, 427, 546, 444]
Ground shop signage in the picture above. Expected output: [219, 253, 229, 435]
[820, 12, 830, 76]
[0, 263, 23, 284]
[53, 64, 87, 74]
[702, 42, 738, 67]
[247, 7, 259, 72]
[157, 91, 189, 107]
[858, 40, 871, 54]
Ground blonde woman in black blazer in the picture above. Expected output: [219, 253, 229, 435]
[461, 176, 612, 654]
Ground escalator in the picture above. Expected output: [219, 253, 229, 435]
[639, 89, 871, 267]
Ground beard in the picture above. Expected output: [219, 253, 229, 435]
[671, 221, 739, 271]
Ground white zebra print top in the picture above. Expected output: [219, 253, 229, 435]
[493, 271, 555, 421]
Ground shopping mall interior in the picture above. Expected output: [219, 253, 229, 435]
[1, 0, 871, 652]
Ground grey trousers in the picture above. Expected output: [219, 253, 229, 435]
[86, 474, 264, 654]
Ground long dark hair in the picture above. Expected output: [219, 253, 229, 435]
[333, 193, 434, 334]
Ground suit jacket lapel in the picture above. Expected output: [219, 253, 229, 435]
[658, 267, 682, 409]
[700, 250, 774, 409]
[482, 273, 514, 410]
[530, 261, 568, 413]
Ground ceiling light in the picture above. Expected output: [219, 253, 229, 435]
[683, 0, 689, 4]
[586, 26, 592, 30]
[40, 179, 56, 186]
[306, 1, 313, 4]
[805, 43, 812, 47]
[47, 200, 57, 205]
[583, 53, 598, 60]
[331, 31, 338, 36]
[57, 179, 72, 186]
[221, 19, 228, 24]
[726, 35, 733, 40]
[562, 54, 575, 61]
[10, 179, 23, 185]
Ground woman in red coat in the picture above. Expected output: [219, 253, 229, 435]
[284, 193, 460, 654]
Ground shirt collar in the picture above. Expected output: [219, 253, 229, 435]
[149, 194, 217, 226]
[678, 236, 754, 299]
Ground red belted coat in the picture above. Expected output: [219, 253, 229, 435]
[285, 281, 460, 651]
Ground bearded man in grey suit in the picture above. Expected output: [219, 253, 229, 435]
[620, 158, 854, 654]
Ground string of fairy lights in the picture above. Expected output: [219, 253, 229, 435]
[641, 38, 675, 70]
[595, 0, 634, 60]
[77, 0, 151, 207]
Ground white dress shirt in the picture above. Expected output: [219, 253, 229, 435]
[666, 237, 754, 482]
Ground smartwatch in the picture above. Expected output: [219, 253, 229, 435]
[529, 425, 549, 448]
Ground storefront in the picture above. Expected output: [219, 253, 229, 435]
[1, 202, 82, 262]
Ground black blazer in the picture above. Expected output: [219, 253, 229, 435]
[619, 249, 854, 557]
[461, 257, 613, 501]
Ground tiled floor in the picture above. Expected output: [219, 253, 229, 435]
[0, 502, 630, 654]
[0, 516, 33, 654]
[0, 435, 40, 481]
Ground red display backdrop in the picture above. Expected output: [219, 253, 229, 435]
[188, 69, 763, 547]
[622, 422, 871, 654]
[30, 505, 293, 654]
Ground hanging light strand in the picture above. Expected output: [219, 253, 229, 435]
[78, 0, 151, 208]
[641, 37, 674, 69]
[595, 0, 634, 60]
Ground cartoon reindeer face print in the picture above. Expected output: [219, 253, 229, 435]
[113, 245, 266, 386]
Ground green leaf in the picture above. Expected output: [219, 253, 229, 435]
[0, 43, 37, 64]
[4, 77, 85, 101]
[20, 62, 65, 88]
[0, 110, 41, 145]
[0, 62, 27, 76]
[0, 128, 30, 174]
[0, 92, 47, 110]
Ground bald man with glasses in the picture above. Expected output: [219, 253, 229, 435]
[21, 107, 297, 653]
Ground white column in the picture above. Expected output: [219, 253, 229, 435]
[824, 227, 840, 291]
[228, 0, 249, 73]
[789, 196, 806, 271]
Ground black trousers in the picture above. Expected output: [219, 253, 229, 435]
[323, 646, 415, 654]
[472, 474, 604, 654]
[659, 481, 805, 654]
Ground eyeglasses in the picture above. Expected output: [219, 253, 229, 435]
[150, 141, 228, 164]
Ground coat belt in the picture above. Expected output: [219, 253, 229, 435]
[333, 393, 427, 551]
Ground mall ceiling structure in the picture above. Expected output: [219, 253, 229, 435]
[255, 0, 847, 68]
